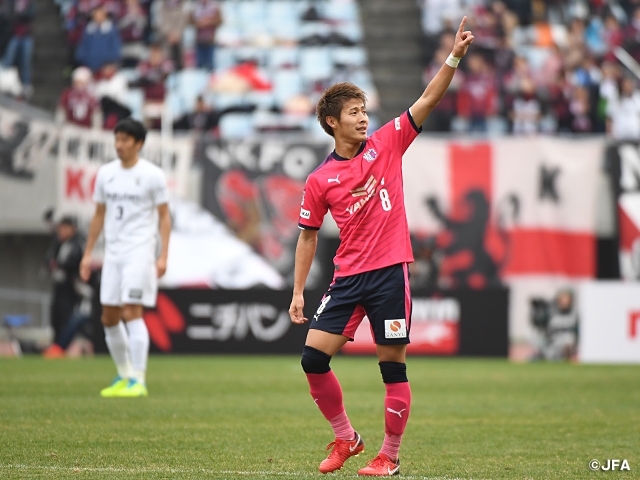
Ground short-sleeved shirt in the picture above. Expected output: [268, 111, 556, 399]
[59, 87, 99, 128]
[93, 158, 169, 259]
[299, 110, 421, 277]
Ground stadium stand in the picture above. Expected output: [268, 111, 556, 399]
[2, 0, 640, 139]
[0, 0, 379, 137]
[419, 0, 640, 136]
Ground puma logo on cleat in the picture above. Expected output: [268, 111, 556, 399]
[328, 175, 340, 184]
[386, 407, 406, 418]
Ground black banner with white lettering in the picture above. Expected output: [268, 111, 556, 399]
[197, 136, 332, 289]
[139, 287, 508, 356]
[143, 289, 324, 354]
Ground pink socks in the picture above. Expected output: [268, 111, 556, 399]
[306, 371, 355, 440]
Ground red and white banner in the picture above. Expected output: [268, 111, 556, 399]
[609, 142, 640, 280]
[57, 125, 193, 226]
[343, 136, 602, 355]
[404, 137, 602, 351]
[579, 281, 640, 363]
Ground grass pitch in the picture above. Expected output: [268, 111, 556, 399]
[0, 356, 638, 480]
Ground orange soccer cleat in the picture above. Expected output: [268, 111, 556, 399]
[318, 431, 364, 474]
[357, 453, 400, 476]
[42, 344, 65, 359]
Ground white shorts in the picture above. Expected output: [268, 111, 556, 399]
[100, 256, 158, 307]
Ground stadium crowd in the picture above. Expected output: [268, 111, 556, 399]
[2, 0, 640, 138]
[0, 0, 373, 137]
[421, 0, 640, 137]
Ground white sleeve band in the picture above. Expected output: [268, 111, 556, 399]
[445, 54, 461, 68]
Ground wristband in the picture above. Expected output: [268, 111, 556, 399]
[445, 54, 461, 68]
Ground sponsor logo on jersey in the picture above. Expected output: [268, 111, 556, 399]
[384, 318, 407, 338]
[129, 289, 143, 300]
[347, 175, 378, 215]
[395, 117, 401, 130]
[301, 189, 306, 205]
[105, 192, 142, 202]
[300, 208, 311, 219]
[328, 174, 340, 184]
[350, 175, 377, 197]
[363, 148, 378, 162]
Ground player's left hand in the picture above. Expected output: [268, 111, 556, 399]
[452, 16, 474, 58]
[156, 257, 167, 278]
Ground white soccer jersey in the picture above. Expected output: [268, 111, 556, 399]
[94, 158, 168, 259]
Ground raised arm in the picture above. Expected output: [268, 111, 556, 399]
[410, 17, 474, 128]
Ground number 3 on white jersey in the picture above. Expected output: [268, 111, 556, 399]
[379, 188, 392, 211]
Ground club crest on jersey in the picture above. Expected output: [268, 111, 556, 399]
[347, 175, 378, 215]
[363, 148, 378, 162]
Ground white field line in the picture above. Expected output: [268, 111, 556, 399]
[0, 464, 481, 479]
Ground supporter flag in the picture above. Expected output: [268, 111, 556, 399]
[342, 137, 602, 356]
[608, 142, 640, 280]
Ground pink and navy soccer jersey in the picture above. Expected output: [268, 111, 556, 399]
[299, 110, 421, 277]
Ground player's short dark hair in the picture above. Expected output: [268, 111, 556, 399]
[316, 82, 367, 137]
[114, 118, 147, 144]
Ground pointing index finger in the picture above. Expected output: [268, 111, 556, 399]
[459, 16, 467, 33]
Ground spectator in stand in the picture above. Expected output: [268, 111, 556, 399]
[94, 62, 131, 129]
[547, 70, 572, 133]
[173, 95, 218, 133]
[56, 66, 101, 128]
[156, 0, 190, 70]
[569, 85, 593, 132]
[191, 0, 222, 71]
[65, 0, 98, 50]
[134, 43, 173, 128]
[602, 13, 624, 53]
[623, 6, 640, 62]
[2, 0, 35, 98]
[537, 43, 565, 88]
[606, 77, 640, 140]
[565, 17, 588, 71]
[75, 2, 122, 73]
[456, 52, 498, 132]
[509, 77, 541, 134]
[117, 0, 148, 67]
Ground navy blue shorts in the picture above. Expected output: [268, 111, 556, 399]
[309, 263, 411, 345]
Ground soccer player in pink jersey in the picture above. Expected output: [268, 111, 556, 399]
[288, 17, 474, 477]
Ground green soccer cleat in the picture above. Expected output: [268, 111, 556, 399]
[100, 376, 129, 397]
[114, 379, 148, 398]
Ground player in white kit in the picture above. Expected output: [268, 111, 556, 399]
[80, 118, 171, 398]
